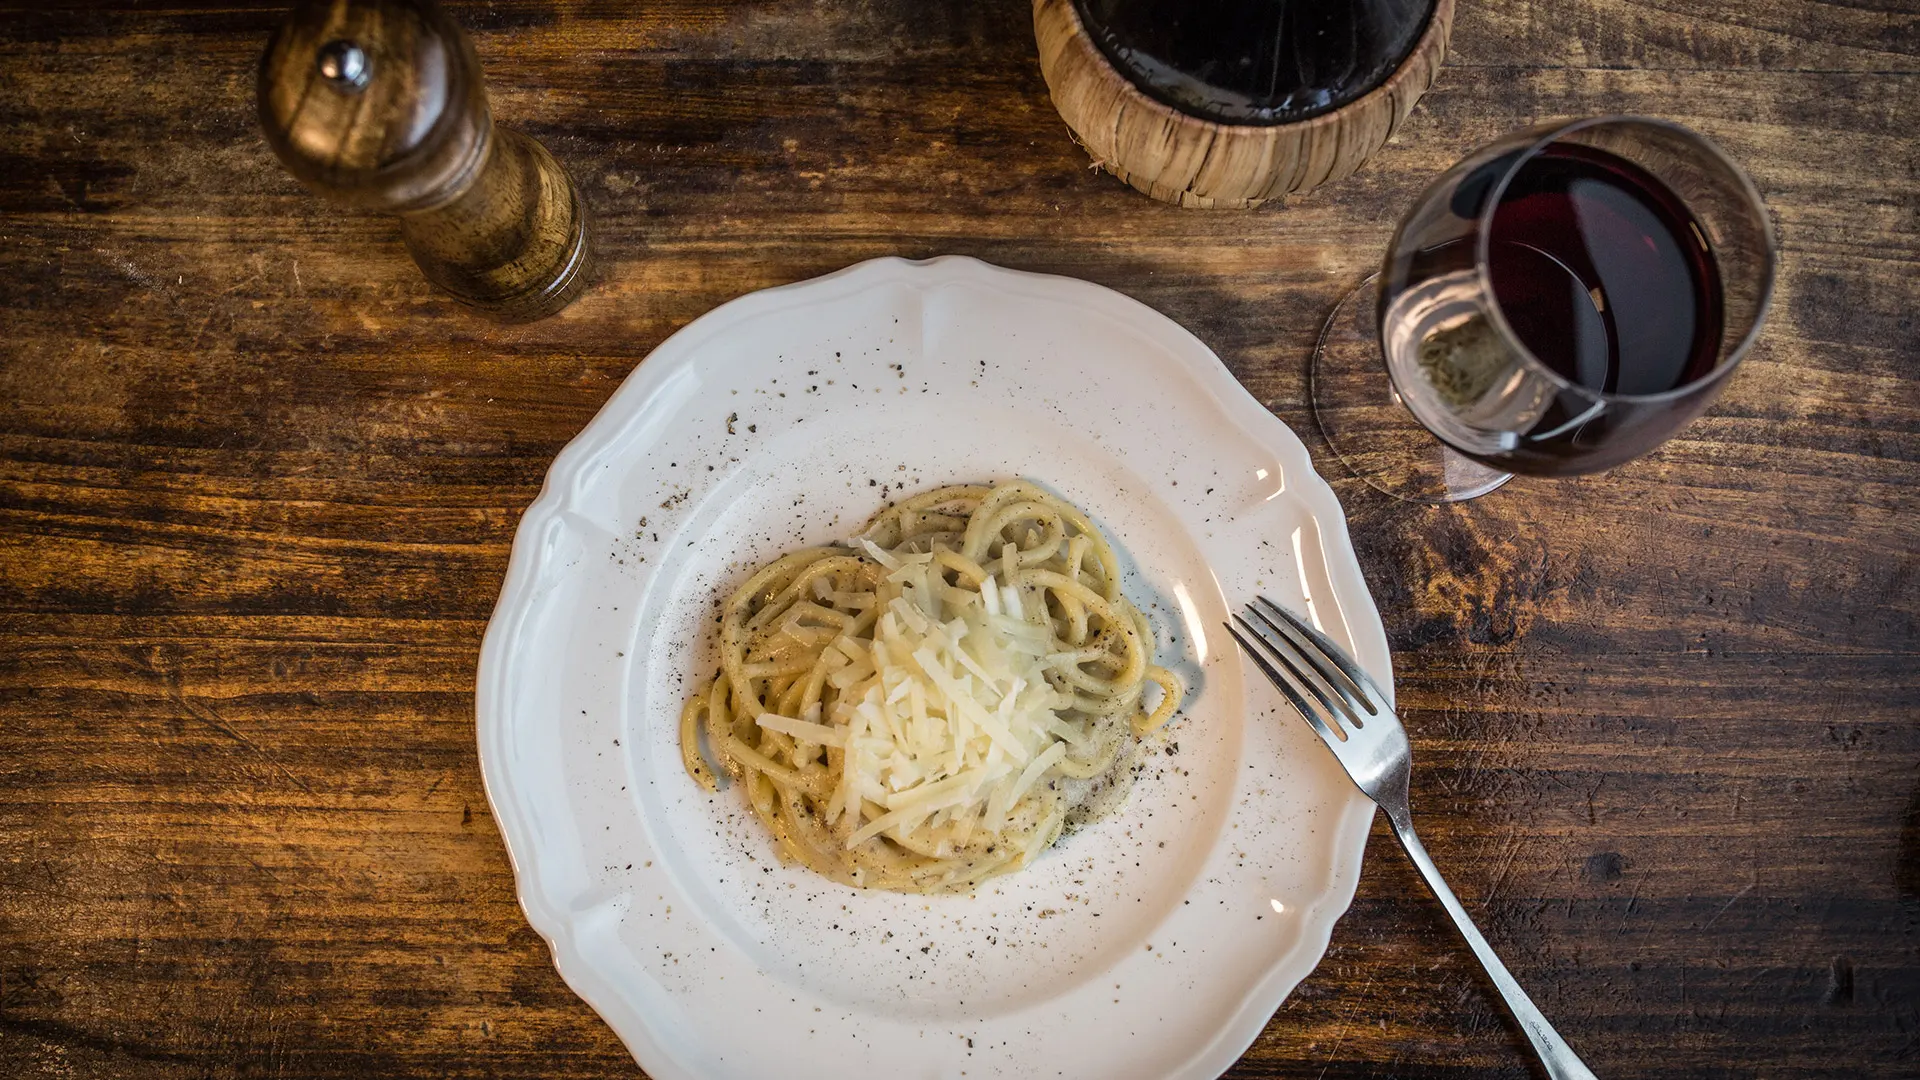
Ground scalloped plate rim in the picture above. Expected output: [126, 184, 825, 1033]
[476, 255, 1387, 1080]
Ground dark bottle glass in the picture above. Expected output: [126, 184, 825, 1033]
[1072, 0, 1436, 125]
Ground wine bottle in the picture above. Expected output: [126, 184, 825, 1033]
[1033, 0, 1452, 206]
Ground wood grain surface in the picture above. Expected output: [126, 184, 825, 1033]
[2, 1, 1916, 1077]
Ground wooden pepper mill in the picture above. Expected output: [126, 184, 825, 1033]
[259, 0, 591, 319]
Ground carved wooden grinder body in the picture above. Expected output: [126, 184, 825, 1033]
[259, 0, 591, 319]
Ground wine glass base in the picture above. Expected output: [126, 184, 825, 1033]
[1311, 275, 1512, 504]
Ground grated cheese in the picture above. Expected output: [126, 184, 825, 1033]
[828, 552, 1079, 851]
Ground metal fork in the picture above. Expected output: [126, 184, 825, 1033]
[1228, 596, 1598, 1080]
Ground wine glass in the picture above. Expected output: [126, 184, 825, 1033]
[1312, 116, 1777, 502]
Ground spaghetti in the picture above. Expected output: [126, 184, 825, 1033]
[679, 480, 1184, 893]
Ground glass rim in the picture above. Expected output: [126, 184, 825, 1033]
[1471, 114, 1779, 405]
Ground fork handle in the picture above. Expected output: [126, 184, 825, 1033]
[1389, 815, 1600, 1080]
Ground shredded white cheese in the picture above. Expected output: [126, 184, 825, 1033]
[827, 551, 1079, 851]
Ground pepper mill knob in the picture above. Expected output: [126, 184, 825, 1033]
[259, 0, 591, 320]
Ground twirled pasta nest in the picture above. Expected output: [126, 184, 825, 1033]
[681, 481, 1183, 893]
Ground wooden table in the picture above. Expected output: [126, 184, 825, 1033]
[3, 1, 1915, 1076]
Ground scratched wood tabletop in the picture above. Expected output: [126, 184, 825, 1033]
[2, 1, 1916, 1076]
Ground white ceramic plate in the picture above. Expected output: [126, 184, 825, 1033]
[477, 256, 1391, 1080]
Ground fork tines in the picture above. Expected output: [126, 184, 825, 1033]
[1226, 597, 1391, 741]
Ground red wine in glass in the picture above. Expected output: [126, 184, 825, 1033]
[1364, 118, 1774, 485]
[1487, 144, 1725, 400]
[1438, 143, 1730, 475]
